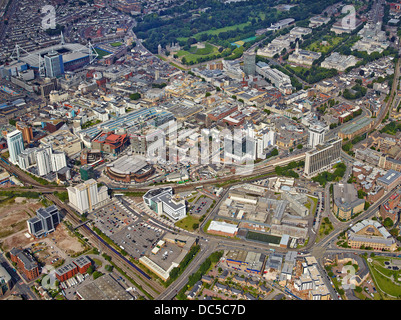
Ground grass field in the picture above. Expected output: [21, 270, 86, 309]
[93, 48, 112, 58]
[306, 35, 344, 54]
[177, 22, 251, 42]
[367, 256, 401, 299]
[110, 41, 123, 47]
[176, 42, 221, 64]
[175, 215, 201, 231]
[246, 231, 281, 244]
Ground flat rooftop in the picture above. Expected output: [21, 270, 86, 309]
[76, 274, 134, 300]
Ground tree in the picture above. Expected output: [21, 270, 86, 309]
[383, 217, 394, 228]
[105, 264, 114, 272]
[87, 265, 94, 275]
[270, 148, 279, 156]
[357, 189, 366, 199]
[129, 92, 141, 100]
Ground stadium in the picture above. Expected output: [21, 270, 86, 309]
[11, 34, 97, 77]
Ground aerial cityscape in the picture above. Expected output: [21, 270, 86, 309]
[1, 0, 401, 306]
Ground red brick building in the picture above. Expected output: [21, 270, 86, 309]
[208, 105, 238, 122]
[55, 256, 92, 282]
[92, 132, 129, 155]
[10, 248, 40, 281]
[379, 193, 401, 223]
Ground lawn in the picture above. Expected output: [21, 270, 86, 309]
[177, 22, 251, 42]
[367, 256, 401, 299]
[93, 48, 112, 58]
[307, 196, 318, 213]
[306, 35, 344, 54]
[318, 217, 334, 238]
[245, 231, 281, 244]
[176, 43, 220, 64]
[175, 215, 201, 231]
[110, 41, 123, 47]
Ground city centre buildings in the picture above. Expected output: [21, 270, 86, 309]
[67, 179, 110, 214]
[304, 138, 342, 177]
[6, 130, 24, 164]
[143, 187, 186, 221]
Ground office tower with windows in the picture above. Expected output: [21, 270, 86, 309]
[304, 138, 342, 177]
[243, 51, 256, 76]
[308, 125, 326, 148]
[67, 179, 109, 214]
[36, 147, 53, 176]
[7, 130, 24, 164]
[27, 205, 60, 237]
[44, 51, 64, 78]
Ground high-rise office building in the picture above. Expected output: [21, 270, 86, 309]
[27, 205, 60, 238]
[308, 125, 326, 148]
[15, 122, 33, 144]
[51, 151, 67, 172]
[243, 51, 256, 76]
[18, 145, 66, 176]
[304, 138, 342, 177]
[44, 51, 64, 78]
[80, 164, 95, 181]
[67, 179, 109, 214]
[7, 130, 24, 164]
[17, 147, 38, 170]
[36, 147, 53, 176]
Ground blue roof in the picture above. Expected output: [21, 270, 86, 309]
[378, 169, 401, 185]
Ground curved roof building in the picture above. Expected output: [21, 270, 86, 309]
[105, 154, 154, 183]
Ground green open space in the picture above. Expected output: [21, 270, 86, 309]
[93, 48, 112, 59]
[245, 231, 281, 244]
[284, 63, 338, 84]
[177, 22, 251, 42]
[367, 256, 401, 299]
[110, 41, 123, 47]
[306, 35, 344, 54]
[175, 215, 201, 231]
[176, 42, 221, 63]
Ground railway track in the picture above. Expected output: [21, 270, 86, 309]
[46, 194, 165, 299]
[115, 153, 306, 193]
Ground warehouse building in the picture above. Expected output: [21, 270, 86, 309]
[76, 273, 134, 300]
[207, 220, 238, 237]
